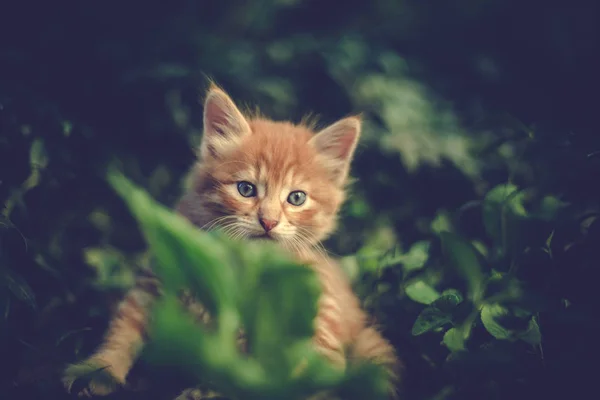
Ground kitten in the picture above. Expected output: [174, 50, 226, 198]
[62, 85, 401, 399]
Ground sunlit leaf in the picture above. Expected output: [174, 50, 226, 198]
[480, 304, 513, 340]
[404, 280, 440, 305]
[401, 241, 430, 273]
[431, 211, 453, 235]
[442, 328, 466, 352]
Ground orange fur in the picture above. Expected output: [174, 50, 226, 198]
[63, 85, 401, 399]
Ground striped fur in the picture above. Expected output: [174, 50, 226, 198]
[63, 85, 401, 398]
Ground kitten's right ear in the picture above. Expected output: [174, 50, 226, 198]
[200, 86, 250, 160]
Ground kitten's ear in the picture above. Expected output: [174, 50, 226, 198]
[200, 85, 250, 160]
[309, 116, 361, 184]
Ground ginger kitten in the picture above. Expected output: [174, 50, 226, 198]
[63, 85, 401, 399]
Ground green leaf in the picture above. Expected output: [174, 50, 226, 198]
[411, 292, 463, 336]
[63, 362, 120, 396]
[482, 183, 520, 243]
[404, 280, 440, 305]
[83, 247, 135, 290]
[62, 120, 73, 137]
[105, 170, 385, 400]
[108, 170, 238, 313]
[517, 318, 542, 345]
[431, 211, 453, 234]
[545, 230, 555, 248]
[480, 303, 541, 345]
[412, 307, 452, 336]
[247, 263, 321, 375]
[480, 304, 513, 340]
[29, 138, 49, 170]
[440, 232, 484, 301]
[434, 290, 464, 312]
[0, 267, 36, 310]
[401, 240, 430, 273]
[483, 272, 524, 304]
[442, 328, 466, 352]
[531, 195, 568, 221]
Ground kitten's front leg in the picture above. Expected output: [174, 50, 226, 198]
[63, 275, 159, 396]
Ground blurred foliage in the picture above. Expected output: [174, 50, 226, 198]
[1, 0, 600, 399]
[99, 171, 390, 400]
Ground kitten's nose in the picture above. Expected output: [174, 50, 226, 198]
[259, 217, 279, 232]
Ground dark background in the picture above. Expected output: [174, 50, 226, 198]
[1, 1, 599, 399]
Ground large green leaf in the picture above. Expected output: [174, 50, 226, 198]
[106, 170, 389, 400]
[247, 263, 321, 375]
[109, 171, 238, 313]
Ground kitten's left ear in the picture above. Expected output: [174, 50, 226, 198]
[200, 85, 251, 160]
[309, 116, 361, 184]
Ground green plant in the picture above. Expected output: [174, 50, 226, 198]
[406, 184, 567, 350]
[106, 170, 390, 400]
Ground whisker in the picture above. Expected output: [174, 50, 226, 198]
[294, 228, 334, 266]
[199, 215, 238, 231]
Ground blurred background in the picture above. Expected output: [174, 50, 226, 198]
[1, 1, 599, 399]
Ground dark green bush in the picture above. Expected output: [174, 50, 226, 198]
[2, 1, 599, 399]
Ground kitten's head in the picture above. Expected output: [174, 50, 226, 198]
[176, 85, 360, 252]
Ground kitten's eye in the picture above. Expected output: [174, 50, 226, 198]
[287, 190, 307, 206]
[237, 181, 256, 197]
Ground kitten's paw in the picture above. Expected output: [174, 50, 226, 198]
[62, 360, 124, 397]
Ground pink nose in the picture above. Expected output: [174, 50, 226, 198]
[259, 217, 279, 232]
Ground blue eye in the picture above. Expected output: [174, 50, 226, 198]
[237, 181, 256, 197]
[287, 191, 307, 206]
